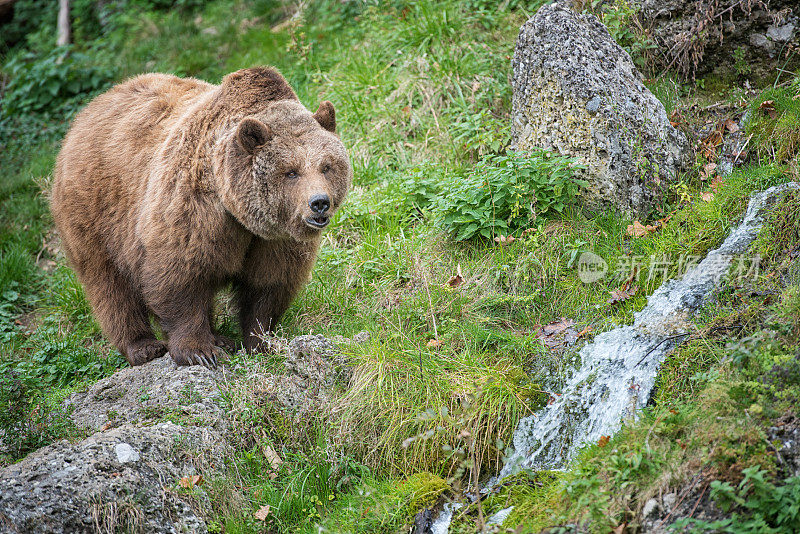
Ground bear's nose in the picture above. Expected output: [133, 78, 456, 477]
[309, 194, 330, 214]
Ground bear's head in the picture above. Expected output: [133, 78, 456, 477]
[218, 99, 352, 242]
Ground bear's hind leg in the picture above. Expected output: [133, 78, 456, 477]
[78, 256, 166, 366]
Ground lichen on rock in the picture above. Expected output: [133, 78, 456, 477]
[511, 2, 690, 216]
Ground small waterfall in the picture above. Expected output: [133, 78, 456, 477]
[500, 183, 798, 476]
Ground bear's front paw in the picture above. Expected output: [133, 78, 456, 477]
[126, 338, 168, 366]
[167, 342, 227, 370]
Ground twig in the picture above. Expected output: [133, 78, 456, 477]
[656, 469, 704, 528]
[733, 134, 753, 166]
[688, 479, 711, 519]
[635, 333, 691, 367]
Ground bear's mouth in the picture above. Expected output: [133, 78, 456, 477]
[304, 215, 330, 229]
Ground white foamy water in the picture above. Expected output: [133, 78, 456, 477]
[500, 183, 798, 476]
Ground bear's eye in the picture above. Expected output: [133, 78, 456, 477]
[286, 170, 299, 179]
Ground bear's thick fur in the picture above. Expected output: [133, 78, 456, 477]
[51, 67, 351, 368]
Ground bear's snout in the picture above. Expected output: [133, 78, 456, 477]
[309, 194, 330, 214]
[304, 193, 332, 229]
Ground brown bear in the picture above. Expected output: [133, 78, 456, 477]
[51, 67, 351, 369]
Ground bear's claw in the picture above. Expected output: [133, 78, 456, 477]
[168, 344, 227, 370]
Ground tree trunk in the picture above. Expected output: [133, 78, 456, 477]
[0, 0, 18, 19]
[57, 0, 70, 46]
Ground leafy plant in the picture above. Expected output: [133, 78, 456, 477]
[433, 151, 585, 241]
[451, 108, 511, 158]
[588, 0, 655, 71]
[673, 466, 800, 533]
[1, 46, 116, 118]
[0, 371, 81, 463]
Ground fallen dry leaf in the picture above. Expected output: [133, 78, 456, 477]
[254, 505, 271, 521]
[536, 318, 587, 349]
[710, 175, 724, 192]
[179, 475, 203, 489]
[700, 191, 714, 202]
[626, 220, 657, 238]
[445, 264, 464, 288]
[262, 443, 283, 476]
[700, 162, 717, 180]
[493, 234, 516, 245]
[598, 435, 610, 448]
[607, 284, 638, 305]
[655, 213, 673, 228]
[426, 339, 443, 348]
[724, 118, 739, 133]
[702, 129, 724, 148]
[759, 100, 777, 119]
[540, 317, 575, 337]
[668, 109, 683, 128]
[699, 141, 719, 161]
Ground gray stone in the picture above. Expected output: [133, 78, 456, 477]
[285, 334, 351, 387]
[767, 23, 795, 42]
[585, 95, 602, 114]
[0, 334, 350, 534]
[750, 32, 773, 51]
[114, 443, 139, 463]
[639, 0, 798, 78]
[249, 334, 353, 421]
[64, 355, 225, 433]
[662, 492, 677, 512]
[511, 2, 689, 216]
[352, 330, 371, 344]
[642, 498, 659, 519]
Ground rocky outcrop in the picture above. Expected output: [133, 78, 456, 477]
[0, 334, 356, 534]
[639, 0, 799, 80]
[65, 356, 226, 433]
[0, 423, 219, 534]
[511, 2, 689, 216]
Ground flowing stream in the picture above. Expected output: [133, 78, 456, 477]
[501, 183, 798, 475]
[429, 183, 798, 533]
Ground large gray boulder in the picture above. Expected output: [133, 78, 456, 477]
[0, 358, 228, 534]
[0, 422, 220, 534]
[0, 334, 356, 534]
[511, 2, 689, 216]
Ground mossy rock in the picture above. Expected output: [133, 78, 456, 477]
[394, 472, 450, 517]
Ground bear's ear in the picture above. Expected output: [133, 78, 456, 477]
[236, 118, 272, 154]
[313, 101, 336, 133]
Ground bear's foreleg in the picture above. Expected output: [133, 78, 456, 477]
[237, 282, 296, 353]
[146, 281, 224, 369]
[235, 238, 318, 353]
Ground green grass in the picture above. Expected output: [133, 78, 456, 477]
[3, 0, 800, 532]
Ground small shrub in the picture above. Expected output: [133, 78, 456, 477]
[432, 151, 585, 241]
